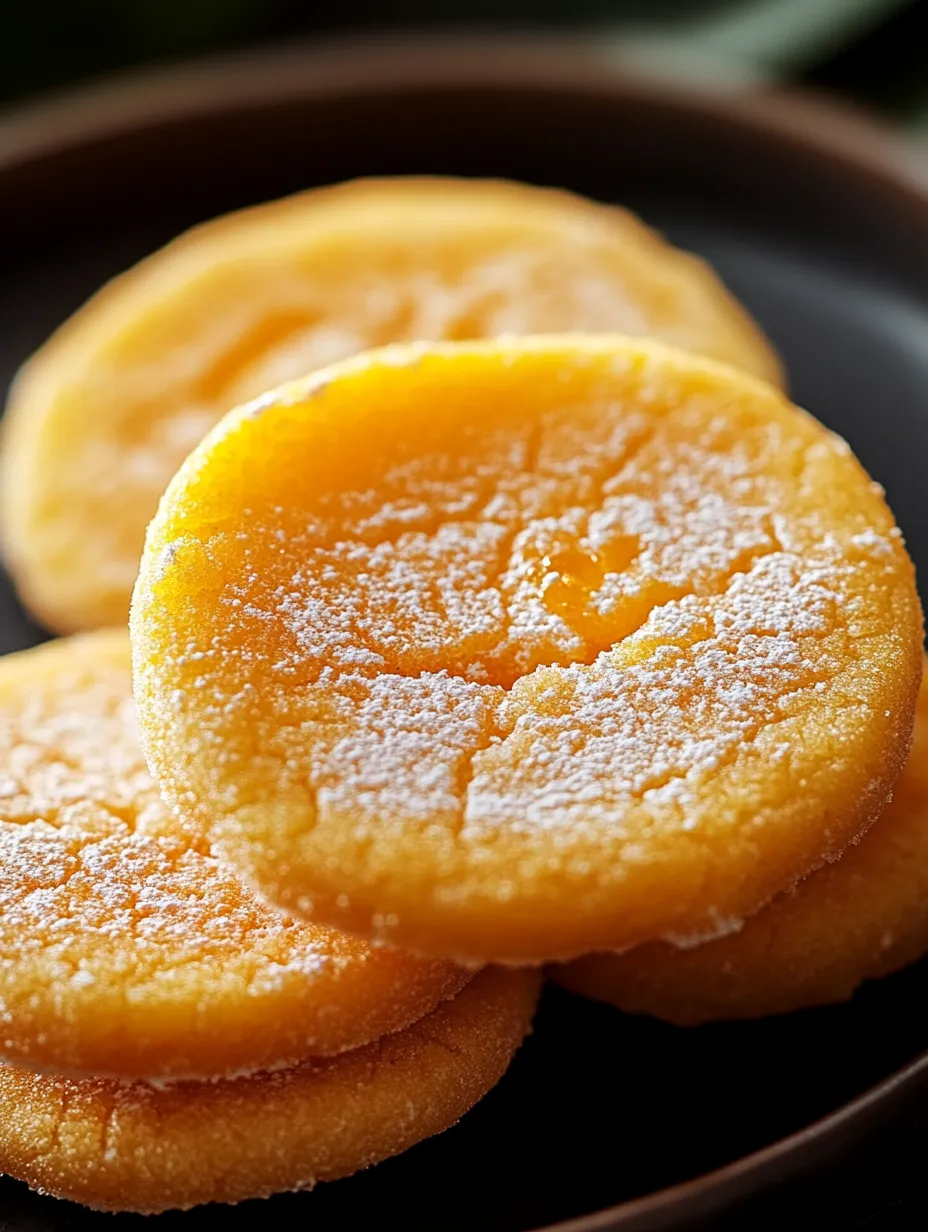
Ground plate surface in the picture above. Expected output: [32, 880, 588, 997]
[0, 37, 927, 1232]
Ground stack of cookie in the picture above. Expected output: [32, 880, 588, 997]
[0, 179, 922, 1214]
[0, 631, 537, 1211]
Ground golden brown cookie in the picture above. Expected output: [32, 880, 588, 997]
[1, 176, 782, 633]
[553, 659, 928, 1022]
[131, 336, 921, 965]
[0, 967, 539, 1213]
[0, 630, 468, 1080]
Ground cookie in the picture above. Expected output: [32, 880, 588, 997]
[0, 966, 539, 1213]
[553, 659, 928, 1022]
[0, 630, 468, 1080]
[131, 335, 921, 964]
[1, 176, 782, 633]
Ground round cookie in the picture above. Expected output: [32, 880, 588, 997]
[552, 659, 928, 1023]
[131, 335, 921, 965]
[0, 966, 539, 1214]
[1, 176, 782, 634]
[0, 630, 469, 1081]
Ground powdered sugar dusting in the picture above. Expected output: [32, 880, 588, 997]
[136, 341, 917, 958]
[0, 640, 330, 974]
[0, 633, 467, 1079]
[152, 350, 908, 840]
[23, 178, 784, 637]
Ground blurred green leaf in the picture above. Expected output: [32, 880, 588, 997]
[0, 0, 923, 108]
[602, 0, 912, 85]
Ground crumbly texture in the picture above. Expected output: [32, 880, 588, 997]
[0, 630, 469, 1080]
[131, 336, 922, 965]
[0, 967, 539, 1214]
[552, 659, 928, 1022]
[0, 176, 782, 634]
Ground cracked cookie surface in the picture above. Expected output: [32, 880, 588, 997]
[0, 966, 539, 1213]
[1, 176, 781, 634]
[131, 336, 922, 963]
[553, 659, 928, 1021]
[0, 630, 469, 1080]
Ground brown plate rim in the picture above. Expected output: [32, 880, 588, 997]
[1, 33, 927, 1231]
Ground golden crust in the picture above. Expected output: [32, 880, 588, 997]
[0, 176, 781, 634]
[131, 336, 922, 964]
[0, 630, 469, 1080]
[553, 660, 928, 1023]
[0, 967, 539, 1214]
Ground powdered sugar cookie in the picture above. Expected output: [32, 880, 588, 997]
[0, 966, 539, 1213]
[0, 630, 468, 1080]
[553, 659, 928, 1022]
[132, 336, 920, 965]
[1, 176, 782, 633]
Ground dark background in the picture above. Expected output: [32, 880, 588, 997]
[2, 3, 928, 1231]
[2, 0, 928, 128]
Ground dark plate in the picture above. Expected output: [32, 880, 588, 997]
[0, 36, 927, 1232]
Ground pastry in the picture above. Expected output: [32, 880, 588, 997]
[131, 336, 920, 964]
[0, 967, 539, 1213]
[0, 630, 468, 1080]
[1, 177, 781, 632]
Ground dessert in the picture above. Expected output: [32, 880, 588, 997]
[553, 660, 928, 1023]
[1, 177, 781, 633]
[0, 630, 468, 1081]
[0, 967, 539, 1213]
[131, 335, 921, 964]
